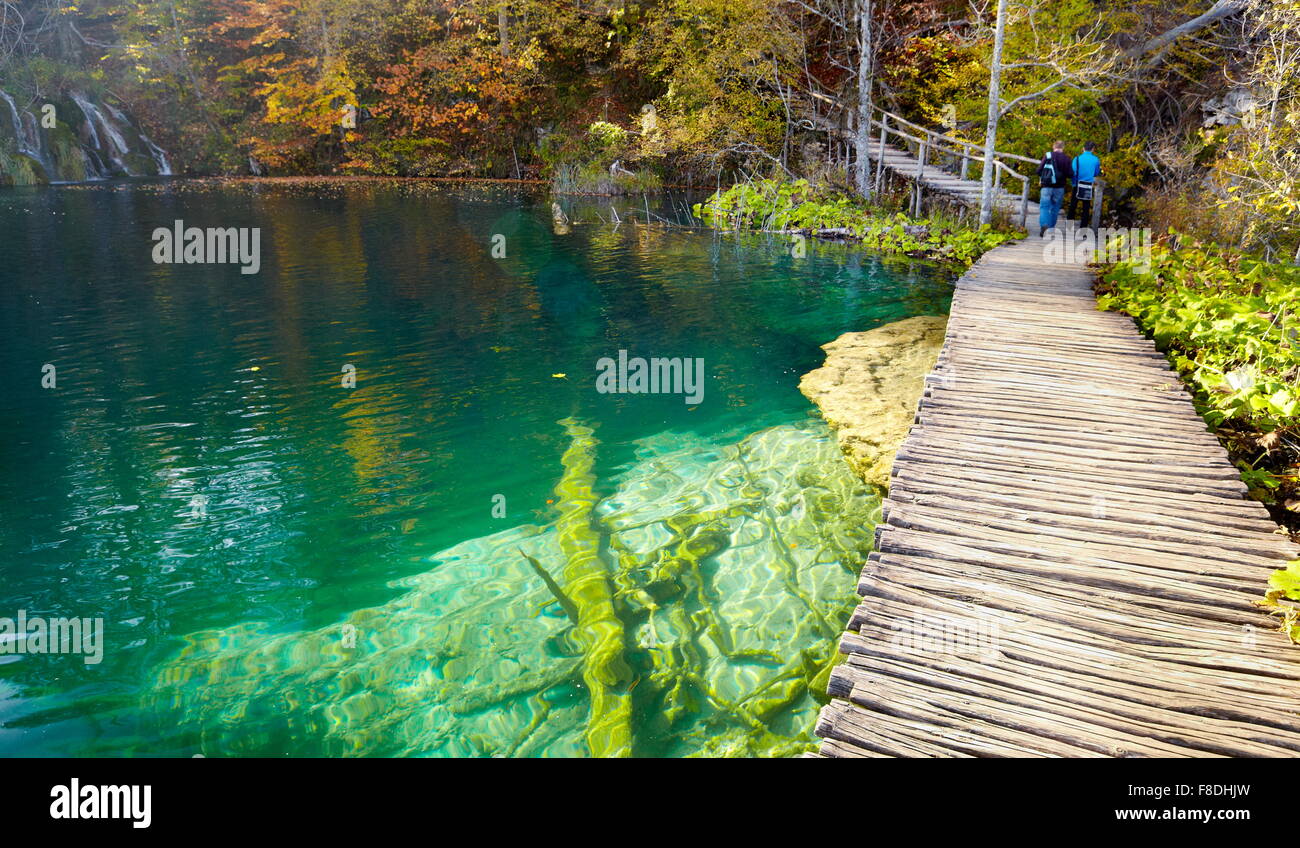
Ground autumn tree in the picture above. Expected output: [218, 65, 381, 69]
[1211, 0, 1300, 258]
[364, 4, 542, 176]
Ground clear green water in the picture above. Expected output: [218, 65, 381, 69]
[0, 180, 953, 756]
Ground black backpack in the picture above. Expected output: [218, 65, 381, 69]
[1038, 153, 1057, 186]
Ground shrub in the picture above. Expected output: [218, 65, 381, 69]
[1098, 236, 1300, 433]
[693, 178, 1015, 265]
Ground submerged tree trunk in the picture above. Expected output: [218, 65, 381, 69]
[854, 0, 874, 198]
[978, 0, 1009, 226]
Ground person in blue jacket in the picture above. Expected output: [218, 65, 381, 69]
[1068, 141, 1102, 226]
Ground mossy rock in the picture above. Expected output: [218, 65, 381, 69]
[799, 315, 949, 491]
[47, 121, 89, 182]
[124, 151, 159, 177]
[0, 148, 45, 185]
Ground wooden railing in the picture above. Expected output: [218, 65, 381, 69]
[809, 94, 1038, 228]
[867, 105, 1035, 228]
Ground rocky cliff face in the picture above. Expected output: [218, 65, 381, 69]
[0, 90, 171, 185]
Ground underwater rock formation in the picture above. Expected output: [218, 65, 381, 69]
[144, 419, 878, 757]
[0, 90, 170, 185]
[799, 315, 948, 491]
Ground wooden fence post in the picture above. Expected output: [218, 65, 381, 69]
[875, 113, 888, 193]
[915, 133, 930, 217]
[1020, 180, 1029, 230]
[1090, 179, 1104, 231]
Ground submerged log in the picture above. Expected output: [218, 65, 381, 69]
[554, 418, 635, 757]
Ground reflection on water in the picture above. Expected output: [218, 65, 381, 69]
[0, 180, 954, 756]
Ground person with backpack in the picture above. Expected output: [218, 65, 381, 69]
[1037, 140, 1073, 237]
[1068, 141, 1102, 227]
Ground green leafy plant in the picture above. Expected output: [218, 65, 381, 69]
[1098, 236, 1300, 434]
[693, 178, 1015, 266]
[1264, 560, 1300, 643]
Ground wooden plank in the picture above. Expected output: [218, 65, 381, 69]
[885, 460, 1277, 523]
[885, 489, 1294, 558]
[911, 414, 1226, 454]
[882, 494, 1293, 560]
[873, 523, 1279, 589]
[898, 435, 1244, 482]
[844, 585, 1300, 709]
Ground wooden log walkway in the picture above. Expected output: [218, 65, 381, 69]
[810, 230, 1300, 758]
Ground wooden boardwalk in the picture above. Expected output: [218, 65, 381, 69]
[810, 231, 1300, 758]
[869, 139, 1040, 221]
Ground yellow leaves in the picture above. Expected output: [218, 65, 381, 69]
[255, 53, 359, 141]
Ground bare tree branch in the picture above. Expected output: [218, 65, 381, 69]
[1125, 0, 1249, 67]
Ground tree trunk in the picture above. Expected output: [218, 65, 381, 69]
[499, 5, 510, 58]
[978, 0, 1009, 226]
[168, 0, 227, 153]
[854, 0, 874, 198]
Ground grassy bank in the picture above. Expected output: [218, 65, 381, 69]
[693, 179, 1017, 266]
[1097, 236, 1300, 636]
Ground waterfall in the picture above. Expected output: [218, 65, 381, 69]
[66, 93, 109, 179]
[0, 90, 57, 180]
[71, 93, 132, 176]
[1, 91, 34, 152]
[0, 89, 173, 183]
[106, 104, 172, 176]
[149, 137, 174, 176]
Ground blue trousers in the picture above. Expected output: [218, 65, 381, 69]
[1039, 187, 1066, 230]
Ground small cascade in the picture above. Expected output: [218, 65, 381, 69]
[0, 90, 56, 180]
[106, 104, 172, 176]
[0, 89, 173, 184]
[1, 91, 36, 152]
[71, 93, 132, 176]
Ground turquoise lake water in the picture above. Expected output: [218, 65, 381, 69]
[0, 180, 954, 756]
